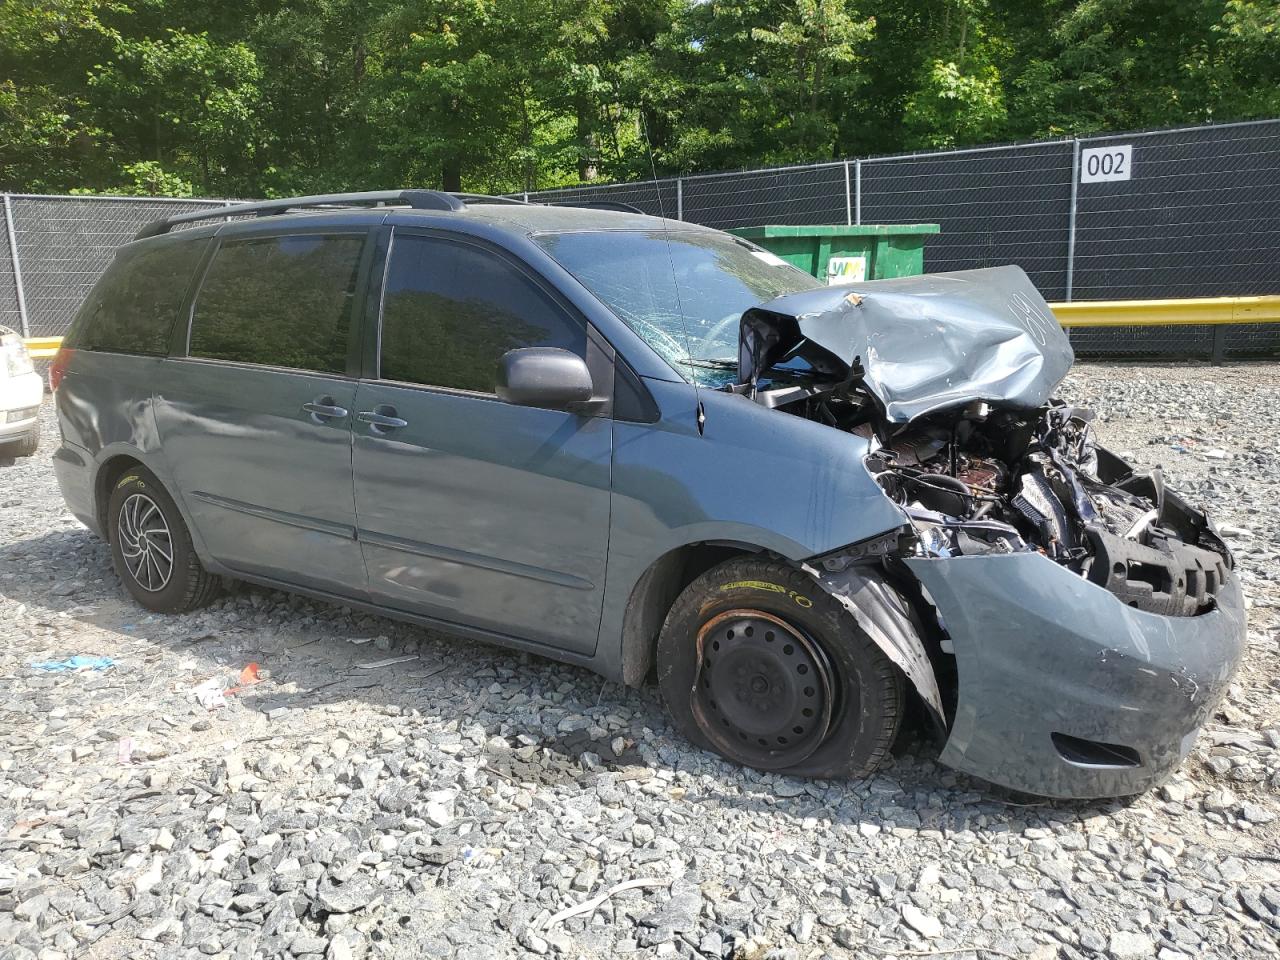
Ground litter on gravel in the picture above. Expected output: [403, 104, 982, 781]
[355, 654, 420, 669]
[29, 654, 115, 672]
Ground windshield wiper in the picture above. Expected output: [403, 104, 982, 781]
[677, 357, 738, 369]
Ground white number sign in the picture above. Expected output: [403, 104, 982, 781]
[1080, 145, 1132, 183]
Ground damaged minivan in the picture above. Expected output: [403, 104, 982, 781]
[51, 191, 1245, 799]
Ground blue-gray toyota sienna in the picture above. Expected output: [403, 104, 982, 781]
[50, 190, 1245, 798]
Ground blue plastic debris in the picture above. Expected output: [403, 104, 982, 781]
[31, 655, 116, 672]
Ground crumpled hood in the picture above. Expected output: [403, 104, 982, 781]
[738, 265, 1073, 422]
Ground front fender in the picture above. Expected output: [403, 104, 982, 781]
[597, 378, 908, 683]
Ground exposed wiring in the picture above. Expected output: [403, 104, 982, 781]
[896, 471, 1003, 504]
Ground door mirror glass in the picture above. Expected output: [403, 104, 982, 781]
[496, 347, 594, 410]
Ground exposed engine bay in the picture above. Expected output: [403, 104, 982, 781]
[731, 265, 1233, 618]
[771, 389, 1232, 617]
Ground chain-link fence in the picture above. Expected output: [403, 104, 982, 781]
[0, 195, 233, 339]
[526, 119, 1280, 361]
[2, 118, 1278, 358]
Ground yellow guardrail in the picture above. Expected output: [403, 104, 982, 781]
[19, 295, 1280, 361]
[22, 336, 63, 359]
[1049, 295, 1280, 328]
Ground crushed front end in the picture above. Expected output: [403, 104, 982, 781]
[733, 265, 1247, 797]
[864, 401, 1245, 797]
[866, 399, 1233, 620]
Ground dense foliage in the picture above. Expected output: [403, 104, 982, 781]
[1, 0, 1276, 196]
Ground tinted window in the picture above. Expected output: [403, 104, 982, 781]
[72, 238, 208, 355]
[190, 233, 364, 374]
[380, 235, 584, 393]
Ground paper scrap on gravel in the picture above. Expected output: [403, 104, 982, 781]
[356, 655, 419, 669]
[31, 655, 115, 672]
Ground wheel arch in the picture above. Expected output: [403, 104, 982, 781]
[91, 448, 208, 560]
[94, 453, 148, 535]
[618, 540, 771, 687]
[619, 541, 951, 736]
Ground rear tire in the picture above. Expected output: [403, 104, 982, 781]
[657, 557, 903, 779]
[107, 466, 219, 613]
[1, 427, 38, 458]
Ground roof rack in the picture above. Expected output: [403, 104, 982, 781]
[134, 189, 470, 240]
[133, 189, 652, 241]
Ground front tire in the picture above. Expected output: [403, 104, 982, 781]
[107, 467, 219, 613]
[657, 557, 904, 779]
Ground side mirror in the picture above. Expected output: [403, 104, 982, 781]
[496, 347, 595, 410]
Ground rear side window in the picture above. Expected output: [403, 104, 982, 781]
[71, 238, 207, 355]
[189, 233, 364, 374]
[379, 235, 584, 393]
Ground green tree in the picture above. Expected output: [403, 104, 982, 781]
[2, 0, 1278, 196]
[354, 0, 611, 191]
[899, 1, 1008, 148]
[86, 28, 263, 194]
[0, 0, 111, 191]
[633, 0, 875, 173]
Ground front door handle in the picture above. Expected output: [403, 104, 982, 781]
[302, 398, 349, 421]
[356, 406, 409, 432]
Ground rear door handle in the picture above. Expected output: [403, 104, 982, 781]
[302, 398, 349, 421]
[356, 407, 409, 432]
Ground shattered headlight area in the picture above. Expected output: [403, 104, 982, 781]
[863, 400, 1233, 616]
[732, 264, 1233, 622]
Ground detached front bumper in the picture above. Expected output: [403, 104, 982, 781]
[907, 552, 1246, 799]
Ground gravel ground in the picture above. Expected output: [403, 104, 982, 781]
[2, 362, 1279, 960]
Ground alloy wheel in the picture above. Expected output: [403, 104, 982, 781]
[117, 492, 174, 592]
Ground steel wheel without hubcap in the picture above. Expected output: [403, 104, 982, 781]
[660, 558, 904, 778]
[692, 608, 837, 770]
[117, 492, 174, 592]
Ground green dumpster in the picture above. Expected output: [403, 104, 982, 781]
[728, 223, 940, 284]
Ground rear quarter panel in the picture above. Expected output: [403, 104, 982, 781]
[54, 352, 186, 539]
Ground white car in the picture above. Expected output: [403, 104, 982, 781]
[0, 325, 41, 457]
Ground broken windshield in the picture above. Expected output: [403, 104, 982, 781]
[535, 229, 822, 379]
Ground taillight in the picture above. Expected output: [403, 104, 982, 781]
[49, 347, 74, 392]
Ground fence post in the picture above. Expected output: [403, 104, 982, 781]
[843, 161, 852, 226]
[1211, 326, 1228, 366]
[854, 160, 862, 225]
[2, 194, 30, 337]
[675, 178, 683, 221]
[1065, 139, 1080, 303]
[522, 192, 529, 203]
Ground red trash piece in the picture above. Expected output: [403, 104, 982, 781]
[224, 662, 263, 696]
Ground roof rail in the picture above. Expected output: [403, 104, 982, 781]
[134, 189, 468, 240]
[452, 193, 528, 206]
[546, 199, 646, 215]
